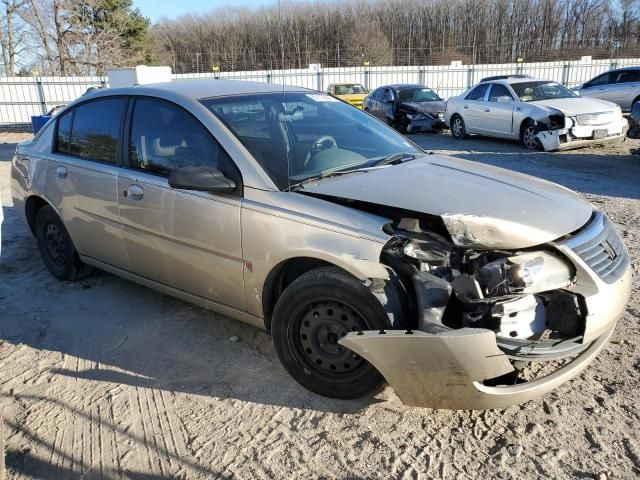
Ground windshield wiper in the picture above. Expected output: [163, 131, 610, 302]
[287, 167, 370, 191]
[374, 152, 419, 166]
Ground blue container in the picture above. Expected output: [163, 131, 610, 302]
[31, 115, 52, 134]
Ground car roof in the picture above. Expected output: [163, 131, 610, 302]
[383, 84, 424, 89]
[334, 82, 364, 86]
[85, 78, 313, 102]
[481, 77, 552, 86]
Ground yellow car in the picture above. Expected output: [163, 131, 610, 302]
[326, 83, 368, 109]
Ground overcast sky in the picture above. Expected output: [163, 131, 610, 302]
[133, 0, 307, 22]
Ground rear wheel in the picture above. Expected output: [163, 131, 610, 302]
[450, 115, 467, 139]
[271, 267, 391, 399]
[35, 206, 92, 280]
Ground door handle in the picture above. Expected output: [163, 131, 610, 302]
[464, 104, 469, 109]
[55, 166, 67, 179]
[124, 184, 144, 200]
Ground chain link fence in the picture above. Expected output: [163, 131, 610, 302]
[2, 57, 639, 128]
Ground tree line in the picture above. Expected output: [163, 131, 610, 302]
[2, 0, 640, 76]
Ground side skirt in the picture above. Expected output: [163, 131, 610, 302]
[80, 256, 266, 330]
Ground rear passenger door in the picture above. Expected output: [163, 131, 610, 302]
[46, 97, 129, 269]
[117, 97, 246, 310]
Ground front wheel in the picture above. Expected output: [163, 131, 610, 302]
[450, 115, 467, 139]
[521, 121, 541, 150]
[271, 267, 391, 399]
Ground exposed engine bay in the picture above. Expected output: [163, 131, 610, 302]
[379, 215, 587, 361]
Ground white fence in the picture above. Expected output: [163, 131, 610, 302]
[2, 57, 639, 126]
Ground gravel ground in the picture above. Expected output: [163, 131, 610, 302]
[1, 130, 639, 480]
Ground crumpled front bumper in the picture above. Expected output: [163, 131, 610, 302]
[406, 117, 447, 133]
[537, 117, 628, 151]
[339, 267, 631, 410]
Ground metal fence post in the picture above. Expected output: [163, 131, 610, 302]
[466, 67, 473, 88]
[364, 69, 369, 90]
[35, 77, 47, 115]
[317, 69, 322, 91]
[418, 68, 425, 86]
[561, 63, 570, 85]
[266, 73, 272, 83]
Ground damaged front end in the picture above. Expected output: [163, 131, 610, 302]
[339, 211, 630, 409]
[535, 111, 628, 151]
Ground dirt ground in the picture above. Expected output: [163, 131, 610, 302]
[1, 130, 639, 480]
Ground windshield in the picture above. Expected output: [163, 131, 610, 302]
[398, 88, 441, 102]
[510, 81, 577, 102]
[334, 84, 367, 95]
[201, 92, 420, 190]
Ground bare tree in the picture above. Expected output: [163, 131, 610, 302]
[0, 0, 28, 75]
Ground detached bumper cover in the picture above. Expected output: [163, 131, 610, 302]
[340, 323, 615, 410]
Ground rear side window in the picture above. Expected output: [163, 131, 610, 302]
[56, 110, 73, 154]
[69, 98, 126, 163]
[465, 84, 490, 100]
[129, 97, 240, 183]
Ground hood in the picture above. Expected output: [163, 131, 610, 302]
[336, 93, 367, 103]
[302, 155, 593, 249]
[400, 100, 447, 114]
[531, 97, 618, 116]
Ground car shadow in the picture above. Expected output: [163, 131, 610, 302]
[0, 205, 381, 415]
[409, 132, 640, 200]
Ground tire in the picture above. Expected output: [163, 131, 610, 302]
[521, 120, 541, 150]
[392, 117, 407, 134]
[271, 267, 391, 399]
[450, 114, 467, 139]
[35, 205, 93, 280]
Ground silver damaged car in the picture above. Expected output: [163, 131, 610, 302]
[10, 80, 631, 409]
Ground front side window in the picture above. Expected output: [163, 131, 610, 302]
[465, 84, 490, 101]
[201, 92, 420, 190]
[68, 98, 126, 163]
[398, 88, 441, 102]
[129, 97, 238, 182]
[488, 84, 514, 102]
[615, 70, 640, 83]
[56, 109, 73, 154]
[511, 81, 577, 102]
[588, 73, 613, 87]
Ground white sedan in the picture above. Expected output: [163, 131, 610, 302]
[445, 77, 628, 150]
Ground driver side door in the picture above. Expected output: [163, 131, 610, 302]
[117, 96, 246, 310]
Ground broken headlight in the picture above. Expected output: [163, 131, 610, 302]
[480, 251, 573, 296]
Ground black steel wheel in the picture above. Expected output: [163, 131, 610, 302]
[35, 205, 92, 280]
[271, 267, 392, 399]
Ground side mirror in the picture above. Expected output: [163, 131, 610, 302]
[169, 166, 236, 193]
[496, 95, 513, 103]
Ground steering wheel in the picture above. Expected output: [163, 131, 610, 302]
[303, 135, 338, 168]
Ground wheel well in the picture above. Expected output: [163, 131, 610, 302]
[24, 195, 49, 235]
[632, 96, 640, 108]
[520, 117, 534, 135]
[262, 257, 334, 330]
